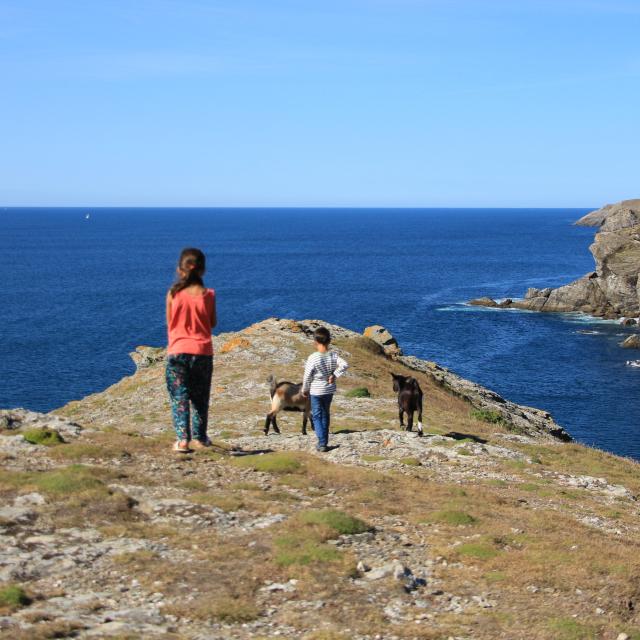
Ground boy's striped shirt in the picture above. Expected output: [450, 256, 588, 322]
[302, 351, 349, 396]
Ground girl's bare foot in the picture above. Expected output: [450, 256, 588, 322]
[190, 438, 212, 450]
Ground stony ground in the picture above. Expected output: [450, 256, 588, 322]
[1, 318, 640, 640]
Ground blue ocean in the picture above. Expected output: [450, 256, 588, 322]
[2, 208, 638, 459]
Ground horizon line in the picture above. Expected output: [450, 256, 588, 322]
[1, 205, 596, 210]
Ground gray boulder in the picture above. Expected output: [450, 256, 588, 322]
[468, 297, 498, 308]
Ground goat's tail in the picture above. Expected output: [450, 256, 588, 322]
[267, 374, 278, 398]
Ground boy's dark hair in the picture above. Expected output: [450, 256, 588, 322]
[314, 326, 331, 346]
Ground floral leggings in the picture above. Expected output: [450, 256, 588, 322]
[165, 354, 213, 442]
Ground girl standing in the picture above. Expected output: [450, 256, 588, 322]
[166, 248, 216, 452]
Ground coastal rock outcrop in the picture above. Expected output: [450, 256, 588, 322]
[470, 198, 640, 320]
[574, 198, 640, 229]
[129, 346, 165, 371]
[363, 324, 402, 356]
[621, 334, 640, 349]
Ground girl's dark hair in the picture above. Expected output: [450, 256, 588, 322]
[314, 326, 331, 346]
[170, 248, 206, 296]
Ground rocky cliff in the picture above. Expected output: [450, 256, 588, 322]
[470, 199, 640, 322]
[1, 319, 639, 640]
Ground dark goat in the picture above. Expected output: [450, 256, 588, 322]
[391, 373, 424, 436]
[264, 375, 313, 436]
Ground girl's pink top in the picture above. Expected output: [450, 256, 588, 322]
[167, 288, 215, 356]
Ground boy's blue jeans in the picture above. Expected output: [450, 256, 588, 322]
[310, 394, 333, 448]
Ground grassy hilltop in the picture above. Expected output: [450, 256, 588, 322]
[1, 318, 639, 640]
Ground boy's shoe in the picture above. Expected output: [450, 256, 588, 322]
[190, 439, 212, 450]
[317, 445, 330, 453]
[173, 440, 192, 453]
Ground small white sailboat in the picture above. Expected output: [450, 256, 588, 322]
[85, 213, 91, 220]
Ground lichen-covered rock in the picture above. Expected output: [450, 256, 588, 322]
[363, 325, 402, 356]
[219, 336, 251, 353]
[129, 346, 166, 371]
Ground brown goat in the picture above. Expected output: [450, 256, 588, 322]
[264, 375, 313, 435]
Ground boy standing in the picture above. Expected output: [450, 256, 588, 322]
[301, 327, 349, 452]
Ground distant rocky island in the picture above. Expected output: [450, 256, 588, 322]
[470, 198, 640, 347]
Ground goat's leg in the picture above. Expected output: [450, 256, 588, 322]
[406, 411, 413, 432]
[301, 410, 308, 436]
[264, 413, 271, 435]
[398, 407, 404, 428]
[272, 414, 281, 434]
[417, 396, 424, 436]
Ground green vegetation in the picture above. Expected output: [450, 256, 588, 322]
[180, 479, 208, 491]
[362, 454, 386, 462]
[304, 632, 350, 640]
[299, 509, 371, 536]
[218, 430, 242, 439]
[210, 597, 260, 623]
[21, 427, 64, 446]
[274, 534, 342, 566]
[456, 542, 499, 560]
[233, 452, 303, 474]
[0, 585, 31, 611]
[112, 550, 158, 566]
[484, 571, 506, 583]
[399, 456, 421, 466]
[548, 618, 598, 640]
[191, 492, 244, 512]
[31, 465, 107, 495]
[272, 508, 370, 567]
[428, 510, 476, 526]
[470, 409, 506, 425]
[345, 387, 371, 398]
[50, 443, 105, 460]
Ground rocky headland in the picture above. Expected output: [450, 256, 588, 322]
[470, 199, 640, 337]
[1, 318, 640, 639]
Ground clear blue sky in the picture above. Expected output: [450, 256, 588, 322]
[1, 0, 638, 207]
